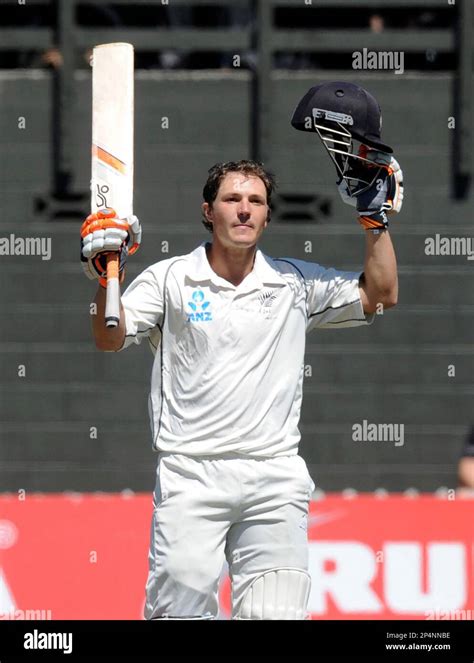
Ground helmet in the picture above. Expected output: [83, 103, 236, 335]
[291, 81, 392, 195]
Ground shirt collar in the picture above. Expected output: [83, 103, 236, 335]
[253, 249, 287, 287]
[186, 243, 287, 289]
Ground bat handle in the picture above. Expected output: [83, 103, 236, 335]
[105, 253, 121, 328]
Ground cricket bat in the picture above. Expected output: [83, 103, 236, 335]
[91, 42, 134, 328]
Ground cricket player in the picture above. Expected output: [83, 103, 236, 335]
[81, 147, 401, 619]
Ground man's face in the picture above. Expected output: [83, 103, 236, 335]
[202, 172, 269, 249]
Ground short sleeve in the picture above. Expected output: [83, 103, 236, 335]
[118, 267, 164, 351]
[280, 259, 374, 331]
[298, 261, 375, 331]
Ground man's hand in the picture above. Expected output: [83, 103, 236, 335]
[80, 207, 142, 287]
[338, 148, 404, 233]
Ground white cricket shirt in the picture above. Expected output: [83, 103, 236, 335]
[120, 243, 373, 457]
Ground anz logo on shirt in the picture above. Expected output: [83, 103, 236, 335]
[187, 288, 212, 322]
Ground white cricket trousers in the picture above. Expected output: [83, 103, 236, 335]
[144, 452, 315, 619]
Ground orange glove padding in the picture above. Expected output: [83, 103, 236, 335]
[80, 208, 141, 286]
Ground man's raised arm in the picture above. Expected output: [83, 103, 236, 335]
[92, 285, 126, 351]
[359, 230, 398, 313]
[336, 149, 403, 314]
[80, 208, 142, 351]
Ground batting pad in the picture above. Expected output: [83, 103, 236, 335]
[235, 567, 311, 620]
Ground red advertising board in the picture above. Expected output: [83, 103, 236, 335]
[0, 494, 472, 620]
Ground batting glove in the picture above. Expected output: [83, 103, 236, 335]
[80, 207, 142, 287]
[337, 148, 404, 233]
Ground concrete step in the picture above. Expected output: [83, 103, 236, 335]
[0, 344, 471, 385]
[1, 465, 155, 493]
[300, 425, 466, 466]
[302, 463, 458, 493]
[0, 303, 366, 342]
[308, 308, 474, 344]
[0, 428, 154, 465]
[266, 230, 474, 266]
[1, 264, 472, 306]
[0, 344, 152, 382]
[0, 461, 457, 493]
[303, 351, 472, 384]
[0, 303, 472, 346]
[0, 383, 149, 422]
[1, 424, 461, 467]
[3, 222, 472, 267]
[0, 425, 461, 492]
[0, 382, 471, 425]
[300, 387, 472, 425]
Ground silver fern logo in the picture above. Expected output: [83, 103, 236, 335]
[258, 289, 278, 308]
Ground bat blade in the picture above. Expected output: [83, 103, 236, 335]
[91, 42, 134, 327]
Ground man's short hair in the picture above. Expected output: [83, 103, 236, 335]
[202, 160, 276, 233]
